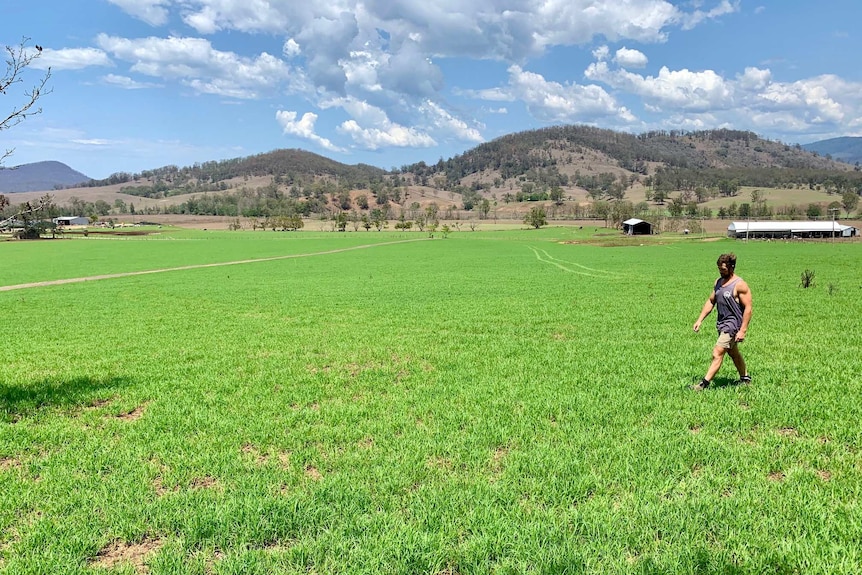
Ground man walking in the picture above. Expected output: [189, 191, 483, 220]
[692, 253, 752, 390]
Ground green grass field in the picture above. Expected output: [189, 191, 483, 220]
[2, 227, 861, 574]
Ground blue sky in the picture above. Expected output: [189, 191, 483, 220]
[3, 0, 862, 180]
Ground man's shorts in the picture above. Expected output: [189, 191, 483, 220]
[716, 332, 738, 350]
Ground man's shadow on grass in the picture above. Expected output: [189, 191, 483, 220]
[689, 376, 749, 391]
[0, 376, 131, 421]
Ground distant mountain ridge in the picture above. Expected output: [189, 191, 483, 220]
[0, 161, 91, 193]
[3, 128, 859, 196]
[402, 126, 855, 190]
[803, 137, 862, 165]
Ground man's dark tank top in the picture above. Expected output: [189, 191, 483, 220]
[714, 277, 743, 335]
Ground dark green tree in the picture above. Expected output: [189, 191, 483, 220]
[549, 185, 564, 205]
[524, 206, 547, 229]
[370, 208, 386, 231]
[841, 190, 859, 216]
[334, 211, 348, 232]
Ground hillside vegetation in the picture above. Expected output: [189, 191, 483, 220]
[0, 161, 91, 193]
[803, 136, 862, 165]
[4, 127, 862, 225]
[79, 148, 386, 193]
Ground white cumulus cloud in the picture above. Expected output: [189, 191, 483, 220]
[95, 35, 293, 98]
[614, 47, 648, 69]
[283, 39, 301, 58]
[492, 65, 636, 124]
[585, 61, 732, 112]
[338, 120, 437, 149]
[106, 0, 171, 26]
[679, 0, 740, 30]
[331, 97, 436, 149]
[276, 110, 345, 152]
[79, 1, 839, 156]
[420, 101, 484, 143]
[33, 48, 113, 70]
[583, 49, 862, 139]
[102, 74, 161, 89]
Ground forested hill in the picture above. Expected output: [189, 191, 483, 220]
[803, 137, 862, 165]
[50, 126, 862, 204]
[0, 161, 91, 193]
[81, 148, 386, 189]
[402, 126, 855, 188]
[77, 127, 856, 194]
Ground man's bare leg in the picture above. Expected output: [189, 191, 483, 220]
[705, 346, 727, 382]
[728, 345, 748, 381]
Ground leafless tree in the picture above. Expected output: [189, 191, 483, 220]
[2, 37, 52, 165]
[0, 193, 55, 237]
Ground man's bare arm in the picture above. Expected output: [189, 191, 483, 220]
[693, 293, 716, 332]
[735, 281, 753, 341]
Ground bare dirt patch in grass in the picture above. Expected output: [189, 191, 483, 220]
[304, 465, 323, 481]
[152, 475, 177, 496]
[427, 456, 454, 471]
[489, 446, 509, 478]
[116, 403, 149, 421]
[817, 470, 832, 482]
[306, 364, 332, 375]
[0, 457, 21, 471]
[189, 476, 220, 490]
[492, 446, 508, 465]
[91, 536, 164, 573]
[768, 471, 786, 482]
[777, 427, 798, 438]
[242, 443, 269, 465]
[87, 397, 114, 409]
[0, 520, 25, 569]
[277, 451, 292, 468]
[201, 549, 226, 574]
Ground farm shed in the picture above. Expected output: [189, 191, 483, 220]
[727, 221, 858, 239]
[622, 218, 653, 235]
[53, 216, 89, 226]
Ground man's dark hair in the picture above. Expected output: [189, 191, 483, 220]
[717, 253, 736, 269]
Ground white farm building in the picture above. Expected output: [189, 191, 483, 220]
[622, 218, 653, 235]
[53, 216, 89, 226]
[727, 221, 858, 239]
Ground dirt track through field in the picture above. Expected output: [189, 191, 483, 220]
[528, 246, 622, 278]
[0, 238, 430, 292]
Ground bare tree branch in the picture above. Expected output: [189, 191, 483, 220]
[2, 37, 52, 164]
[0, 193, 55, 229]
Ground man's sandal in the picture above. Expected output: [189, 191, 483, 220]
[691, 378, 710, 391]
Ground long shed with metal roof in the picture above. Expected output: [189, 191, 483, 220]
[727, 221, 857, 239]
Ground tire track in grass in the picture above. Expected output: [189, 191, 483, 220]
[528, 246, 623, 277]
[0, 238, 430, 292]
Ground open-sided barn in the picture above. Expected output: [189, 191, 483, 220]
[53, 216, 89, 226]
[622, 218, 653, 235]
[727, 221, 858, 239]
